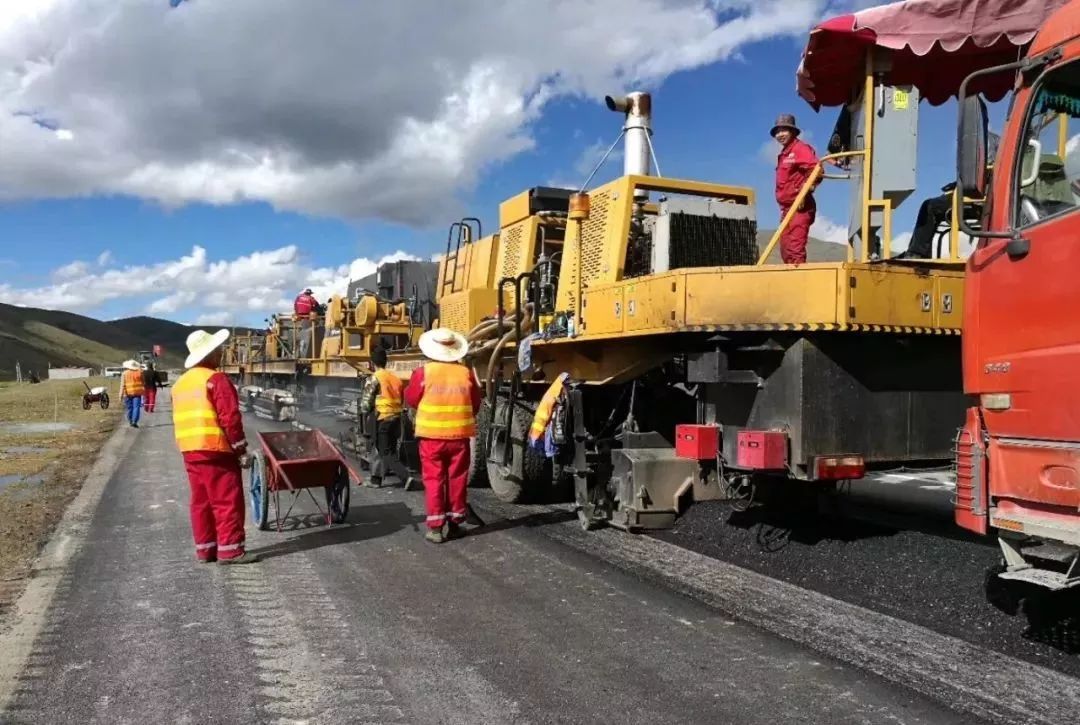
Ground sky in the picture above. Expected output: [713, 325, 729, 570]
[0, 0, 981, 328]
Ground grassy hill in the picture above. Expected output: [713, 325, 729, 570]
[756, 230, 849, 264]
[0, 304, 193, 380]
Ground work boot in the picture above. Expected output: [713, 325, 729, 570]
[219, 552, 260, 565]
[444, 522, 464, 540]
[366, 476, 383, 489]
[403, 477, 419, 492]
[425, 529, 445, 544]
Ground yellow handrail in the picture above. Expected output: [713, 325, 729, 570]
[756, 150, 866, 266]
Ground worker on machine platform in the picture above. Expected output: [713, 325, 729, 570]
[172, 329, 258, 565]
[359, 346, 417, 491]
[404, 328, 482, 544]
[293, 287, 322, 358]
[120, 360, 145, 428]
[772, 113, 819, 264]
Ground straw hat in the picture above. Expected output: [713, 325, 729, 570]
[184, 328, 231, 369]
[122, 359, 141, 371]
[418, 327, 468, 363]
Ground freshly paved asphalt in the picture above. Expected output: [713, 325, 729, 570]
[0, 393, 996, 724]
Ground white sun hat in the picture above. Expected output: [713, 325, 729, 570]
[418, 327, 468, 363]
[122, 359, 141, 371]
[184, 329, 231, 369]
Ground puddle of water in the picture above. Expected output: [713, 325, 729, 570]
[0, 422, 74, 435]
[3, 446, 47, 455]
[0, 473, 44, 491]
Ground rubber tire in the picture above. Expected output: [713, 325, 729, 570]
[468, 400, 492, 488]
[486, 397, 547, 504]
[82, 398, 91, 410]
[100, 394, 110, 410]
[325, 465, 350, 524]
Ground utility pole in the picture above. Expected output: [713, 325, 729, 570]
[15, 360, 22, 384]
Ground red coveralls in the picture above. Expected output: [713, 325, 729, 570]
[176, 366, 249, 561]
[294, 293, 317, 316]
[404, 365, 482, 530]
[775, 137, 819, 265]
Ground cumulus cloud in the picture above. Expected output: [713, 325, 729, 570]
[0, 245, 421, 326]
[810, 214, 848, 244]
[0, 0, 834, 225]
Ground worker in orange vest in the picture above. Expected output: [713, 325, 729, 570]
[404, 328, 481, 543]
[358, 347, 416, 490]
[172, 329, 258, 565]
[120, 359, 145, 428]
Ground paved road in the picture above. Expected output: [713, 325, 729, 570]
[0, 396, 1004, 724]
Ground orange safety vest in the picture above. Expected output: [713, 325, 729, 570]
[373, 369, 404, 420]
[414, 362, 476, 440]
[121, 369, 145, 397]
[529, 373, 568, 443]
[171, 367, 232, 454]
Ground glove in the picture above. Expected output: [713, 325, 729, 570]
[238, 453, 254, 469]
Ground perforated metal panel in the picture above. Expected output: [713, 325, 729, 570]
[499, 223, 525, 279]
[439, 294, 470, 334]
[579, 190, 611, 285]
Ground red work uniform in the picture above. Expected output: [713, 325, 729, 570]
[294, 292, 317, 316]
[172, 365, 249, 562]
[404, 362, 482, 530]
[775, 137, 819, 265]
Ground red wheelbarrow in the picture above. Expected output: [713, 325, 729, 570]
[248, 429, 361, 531]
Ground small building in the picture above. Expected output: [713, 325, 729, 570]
[48, 366, 93, 381]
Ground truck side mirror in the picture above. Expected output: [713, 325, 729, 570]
[957, 94, 989, 199]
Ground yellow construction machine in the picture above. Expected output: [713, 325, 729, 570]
[424, 81, 968, 531]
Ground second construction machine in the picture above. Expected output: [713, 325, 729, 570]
[418, 82, 968, 531]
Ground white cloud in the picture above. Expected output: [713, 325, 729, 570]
[194, 311, 232, 327]
[810, 214, 848, 244]
[0, 0, 829, 225]
[574, 139, 624, 182]
[96, 250, 112, 266]
[0, 245, 423, 325]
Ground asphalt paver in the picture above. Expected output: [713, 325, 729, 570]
[0, 397, 981, 724]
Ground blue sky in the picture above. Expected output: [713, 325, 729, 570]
[0, 1, 975, 327]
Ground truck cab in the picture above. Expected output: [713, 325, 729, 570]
[954, 0, 1080, 597]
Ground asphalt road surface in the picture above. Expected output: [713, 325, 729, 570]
[0, 397, 1075, 724]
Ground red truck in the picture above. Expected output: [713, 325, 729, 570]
[953, 0, 1080, 605]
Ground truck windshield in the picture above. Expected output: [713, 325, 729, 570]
[1016, 63, 1080, 226]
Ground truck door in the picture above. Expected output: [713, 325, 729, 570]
[972, 56, 1080, 512]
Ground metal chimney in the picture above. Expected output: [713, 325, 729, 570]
[605, 91, 652, 179]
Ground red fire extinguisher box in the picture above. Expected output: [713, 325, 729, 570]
[675, 424, 719, 459]
[736, 430, 788, 470]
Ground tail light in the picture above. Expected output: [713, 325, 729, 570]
[814, 455, 865, 480]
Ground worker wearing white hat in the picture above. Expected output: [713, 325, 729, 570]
[171, 329, 258, 565]
[120, 359, 145, 428]
[404, 328, 482, 543]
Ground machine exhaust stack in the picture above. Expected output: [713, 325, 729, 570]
[605, 92, 653, 180]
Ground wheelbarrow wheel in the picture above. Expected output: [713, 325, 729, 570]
[100, 393, 110, 410]
[249, 452, 270, 531]
[82, 397, 91, 410]
[325, 465, 350, 524]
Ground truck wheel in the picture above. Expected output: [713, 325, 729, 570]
[469, 400, 491, 488]
[486, 397, 547, 503]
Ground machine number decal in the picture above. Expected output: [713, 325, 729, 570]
[893, 89, 910, 110]
[920, 292, 932, 312]
[614, 301, 621, 318]
[942, 293, 953, 314]
[628, 300, 636, 317]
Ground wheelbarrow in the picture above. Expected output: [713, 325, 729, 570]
[248, 429, 361, 531]
[82, 382, 110, 410]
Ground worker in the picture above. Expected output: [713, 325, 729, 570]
[294, 287, 320, 359]
[358, 347, 417, 490]
[172, 329, 258, 565]
[120, 359, 145, 428]
[529, 372, 569, 456]
[141, 361, 161, 414]
[404, 328, 482, 544]
[772, 113, 819, 264]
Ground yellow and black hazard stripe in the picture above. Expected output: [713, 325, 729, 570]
[682, 322, 960, 335]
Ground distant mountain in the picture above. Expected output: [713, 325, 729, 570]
[0, 304, 192, 379]
[755, 230, 849, 264]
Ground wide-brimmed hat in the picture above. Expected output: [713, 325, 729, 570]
[184, 328, 231, 369]
[418, 327, 468, 363]
[122, 359, 141, 371]
[770, 113, 801, 138]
